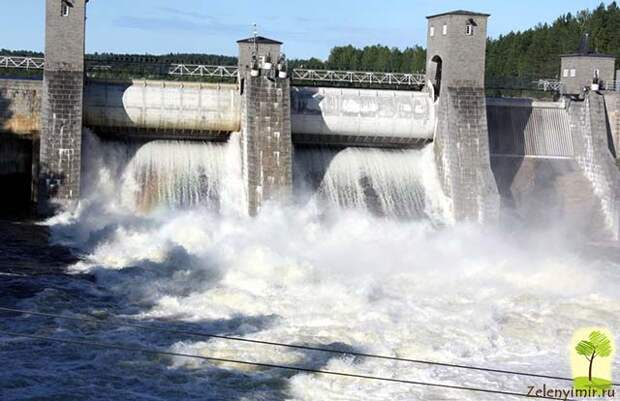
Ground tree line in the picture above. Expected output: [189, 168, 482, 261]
[2, 1, 620, 82]
[486, 1, 620, 80]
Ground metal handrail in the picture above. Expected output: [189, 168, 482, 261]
[291, 68, 426, 86]
[168, 64, 239, 78]
[535, 79, 565, 93]
[0, 56, 45, 70]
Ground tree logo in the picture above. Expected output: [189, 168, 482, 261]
[571, 328, 615, 394]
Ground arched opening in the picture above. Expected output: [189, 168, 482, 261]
[431, 55, 443, 100]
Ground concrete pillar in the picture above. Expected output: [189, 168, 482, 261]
[39, 0, 87, 213]
[569, 92, 620, 240]
[426, 11, 500, 223]
[603, 92, 620, 157]
[239, 37, 292, 215]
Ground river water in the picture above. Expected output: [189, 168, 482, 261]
[1, 134, 619, 401]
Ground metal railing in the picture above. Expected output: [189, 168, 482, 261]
[168, 64, 239, 78]
[0, 56, 44, 70]
[605, 80, 620, 92]
[292, 68, 426, 87]
[535, 79, 565, 93]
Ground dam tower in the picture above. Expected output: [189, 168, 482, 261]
[39, 0, 87, 213]
[238, 36, 293, 216]
[426, 11, 500, 222]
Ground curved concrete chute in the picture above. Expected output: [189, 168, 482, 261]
[83, 80, 242, 135]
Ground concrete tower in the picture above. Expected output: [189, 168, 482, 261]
[426, 10, 500, 223]
[560, 35, 616, 94]
[238, 36, 292, 216]
[39, 0, 87, 213]
[237, 36, 282, 76]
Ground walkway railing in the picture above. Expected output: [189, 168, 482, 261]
[168, 64, 239, 78]
[535, 79, 565, 93]
[7, 55, 613, 93]
[605, 80, 620, 92]
[292, 68, 426, 87]
[0, 56, 45, 70]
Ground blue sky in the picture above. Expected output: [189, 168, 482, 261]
[0, 0, 611, 59]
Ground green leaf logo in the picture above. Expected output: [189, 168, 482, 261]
[572, 329, 615, 393]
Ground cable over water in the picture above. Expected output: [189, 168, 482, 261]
[0, 330, 578, 401]
[4, 306, 613, 386]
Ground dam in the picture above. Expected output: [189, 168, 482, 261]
[1, 2, 620, 239]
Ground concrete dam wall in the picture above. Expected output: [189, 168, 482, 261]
[488, 94, 620, 239]
[488, 98, 574, 158]
[0, 79, 41, 135]
[2, 76, 620, 236]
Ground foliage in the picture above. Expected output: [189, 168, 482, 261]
[290, 45, 426, 73]
[486, 2, 620, 80]
[576, 331, 613, 359]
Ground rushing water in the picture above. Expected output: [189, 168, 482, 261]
[294, 146, 449, 221]
[1, 134, 619, 401]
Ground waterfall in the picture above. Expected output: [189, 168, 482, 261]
[82, 130, 446, 220]
[294, 145, 449, 221]
[121, 135, 245, 213]
[81, 132, 245, 214]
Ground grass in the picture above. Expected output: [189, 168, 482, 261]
[573, 377, 613, 394]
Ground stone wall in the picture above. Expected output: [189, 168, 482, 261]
[568, 92, 620, 239]
[40, 70, 84, 207]
[39, 0, 87, 212]
[434, 86, 500, 223]
[0, 79, 42, 135]
[561, 56, 616, 95]
[241, 73, 293, 215]
[603, 92, 620, 156]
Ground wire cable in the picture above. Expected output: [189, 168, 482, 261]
[2, 306, 612, 386]
[0, 330, 577, 401]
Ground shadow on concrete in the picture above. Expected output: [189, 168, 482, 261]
[0, 87, 35, 216]
[486, 98, 530, 212]
[292, 144, 341, 207]
[487, 98, 601, 233]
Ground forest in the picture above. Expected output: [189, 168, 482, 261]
[291, 1, 620, 81]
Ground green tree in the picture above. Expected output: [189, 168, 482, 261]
[575, 331, 613, 382]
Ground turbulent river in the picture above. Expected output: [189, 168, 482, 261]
[1, 133, 619, 401]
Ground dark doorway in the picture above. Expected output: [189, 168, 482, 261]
[431, 55, 442, 100]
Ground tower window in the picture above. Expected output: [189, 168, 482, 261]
[61, 0, 72, 17]
[465, 24, 474, 36]
[430, 26, 435, 37]
[563, 69, 569, 78]
[570, 69, 576, 77]
[442, 24, 447, 35]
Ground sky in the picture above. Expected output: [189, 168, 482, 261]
[0, 0, 612, 59]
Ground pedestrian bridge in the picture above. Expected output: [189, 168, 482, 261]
[0, 55, 426, 90]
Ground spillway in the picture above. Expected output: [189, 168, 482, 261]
[294, 145, 449, 221]
[81, 133, 245, 214]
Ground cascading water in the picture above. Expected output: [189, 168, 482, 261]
[294, 145, 450, 221]
[80, 131, 246, 215]
[2, 131, 619, 401]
